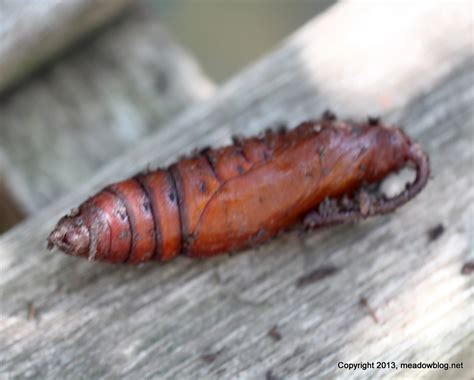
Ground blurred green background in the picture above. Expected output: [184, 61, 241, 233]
[150, 0, 335, 82]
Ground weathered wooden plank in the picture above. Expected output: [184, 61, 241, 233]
[0, 2, 472, 379]
[0, 6, 215, 217]
[0, 0, 136, 92]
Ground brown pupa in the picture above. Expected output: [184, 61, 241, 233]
[48, 114, 430, 263]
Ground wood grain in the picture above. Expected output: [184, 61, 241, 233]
[0, 2, 472, 379]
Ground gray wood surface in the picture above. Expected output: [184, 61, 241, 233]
[1, 2, 473, 379]
[0, 6, 215, 216]
[0, 0, 136, 92]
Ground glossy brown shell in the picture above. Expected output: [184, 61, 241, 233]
[48, 116, 430, 263]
